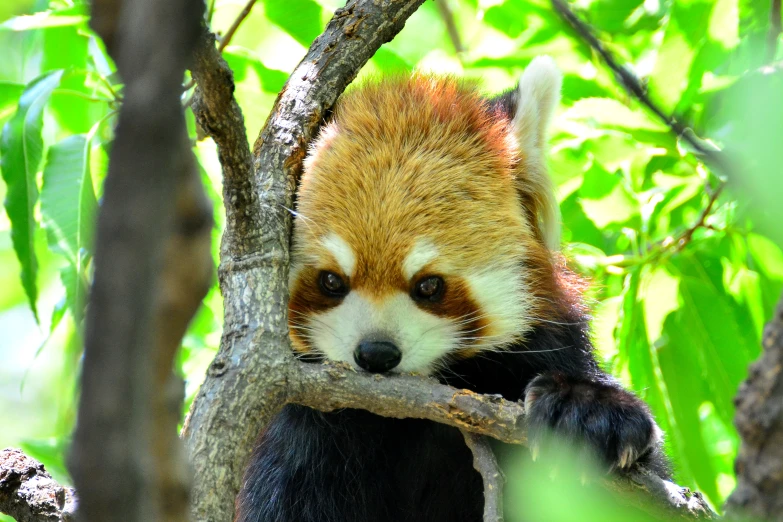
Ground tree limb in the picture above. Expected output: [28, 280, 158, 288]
[435, 0, 465, 54]
[0, 448, 76, 522]
[725, 294, 783, 520]
[462, 432, 505, 522]
[190, 27, 254, 244]
[182, 1, 428, 520]
[69, 0, 208, 519]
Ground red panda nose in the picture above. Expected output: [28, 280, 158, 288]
[354, 341, 402, 373]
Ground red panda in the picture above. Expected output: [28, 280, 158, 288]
[236, 57, 669, 522]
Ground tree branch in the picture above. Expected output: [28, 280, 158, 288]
[291, 363, 527, 442]
[725, 293, 783, 520]
[69, 0, 208, 519]
[182, 1, 428, 519]
[462, 432, 505, 522]
[190, 27, 254, 245]
[217, 0, 258, 52]
[0, 448, 76, 522]
[435, 0, 465, 54]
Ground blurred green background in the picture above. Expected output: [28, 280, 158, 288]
[0, 0, 781, 519]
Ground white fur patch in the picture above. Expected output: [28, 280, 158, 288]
[464, 266, 533, 349]
[321, 233, 356, 276]
[306, 290, 459, 374]
[402, 239, 439, 280]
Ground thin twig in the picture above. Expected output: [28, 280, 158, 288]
[551, 0, 732, 178]
[435, 0, 465, 54]
[184, 0, 257, 95]
[769, 0, 782, 62]
[462, 431, 505, 522]
[217, 0, 258, 53]
[665, 183, 725, 252]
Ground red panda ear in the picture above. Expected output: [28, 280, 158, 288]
[490, 56, 562, 251]
[512, 56, 562, 153]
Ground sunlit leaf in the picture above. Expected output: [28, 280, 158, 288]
[262, 0, 325, 47]
[0, 69, 64, 321]
[0, 5, 88, 31]
[41, 135, 96, 325]
[223, 47, 288, 94]
[578, 164, 639, 228]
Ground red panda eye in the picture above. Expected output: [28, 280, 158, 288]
[319, 271, 348, 297]
[413, 276, 444, 302]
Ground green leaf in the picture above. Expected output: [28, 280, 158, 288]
[262, 0, 324, 47]
[223, 47, 288, 94]
[41, 135, 96, 325]
[0, 69, 64, 321]
[578, 164, 639, 228]
[707, 0, 739, 49]
[0, 82, 25, 124]
[564, 98, 667, 132]
[0, 6, 88, 31]
[370, 48, 411, 73]
[648, 0, 713, 113]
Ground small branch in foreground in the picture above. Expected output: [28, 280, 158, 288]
[551, 0, 732, 178]
[664, 183, 724, 253]
[217, 0, 258, 52]
[0, 448, 77, 522]
[768, 0, 782, 62]
[462, 432, 505, 522]
[435, 0, 465, 54]
[190, 27, 254, 246]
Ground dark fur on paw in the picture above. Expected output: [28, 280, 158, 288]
[524, 373, 664, 473]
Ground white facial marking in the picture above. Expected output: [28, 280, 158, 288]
[301, 265, 533, 374]
[402, 239, 439, 280]
[307, 291, 459, 374]
[463, 266, 533, 349]
[321, 233, 356, 276]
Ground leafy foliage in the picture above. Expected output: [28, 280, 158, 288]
[0, 0, 781, 519]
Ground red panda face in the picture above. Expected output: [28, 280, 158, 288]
[289, 59, 563, 374]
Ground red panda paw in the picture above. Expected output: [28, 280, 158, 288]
[523, 373, 667, 475]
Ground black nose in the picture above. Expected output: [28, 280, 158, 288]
[354, 341, 402, 373]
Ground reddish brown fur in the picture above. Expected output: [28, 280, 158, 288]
[290, 75, 576, 351]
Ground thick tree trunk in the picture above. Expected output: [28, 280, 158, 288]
[67, 0, 210, 520]
[726, 294, 783, 520]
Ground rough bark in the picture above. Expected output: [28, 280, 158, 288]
[726, 294, 783, 521]
[463, 433, 505, 522]
[68, 0, 210, 520]
[0, 449, 77, 522]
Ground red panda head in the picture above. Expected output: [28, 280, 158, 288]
[289, 57, 563, 374]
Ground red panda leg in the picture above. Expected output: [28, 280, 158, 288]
[524, 372, 670, 478]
